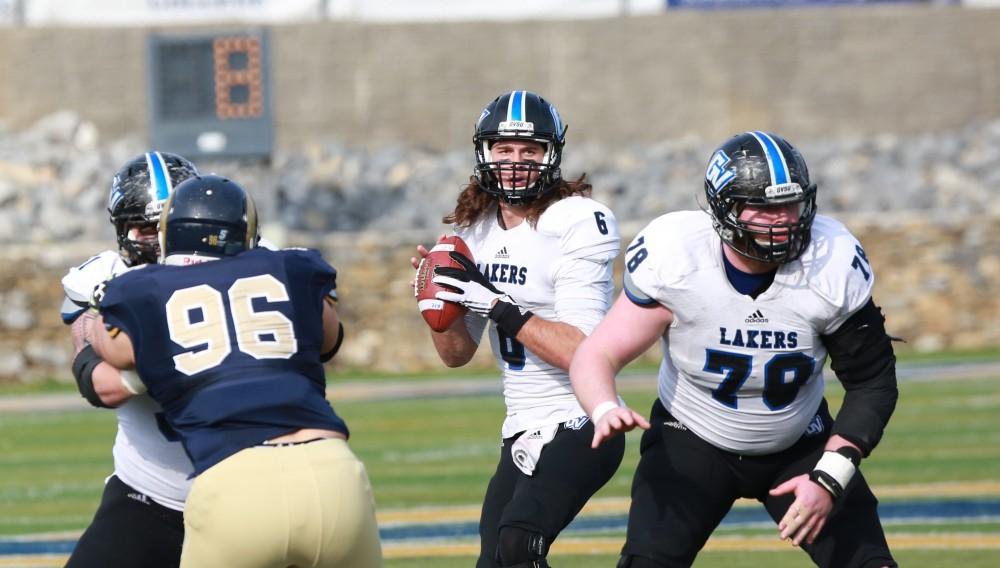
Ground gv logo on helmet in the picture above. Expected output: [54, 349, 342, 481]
[498, 120, 534, 135]
[706, 150, 736, 193]
[765, 182, 803, 199]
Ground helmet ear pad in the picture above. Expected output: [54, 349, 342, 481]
[108, 151, 198, 265]
[704, 132, 816, 264]
[473, 90, 567, 204]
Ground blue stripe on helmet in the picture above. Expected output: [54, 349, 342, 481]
[146, 152, 171, 201]
[749, 131, 789, 186]
[509, 91, 524, 122]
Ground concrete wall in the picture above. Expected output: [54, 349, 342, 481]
[2, 6, 1000, 152]
[2, 213, 997, 383]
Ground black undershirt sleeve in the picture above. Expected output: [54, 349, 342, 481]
[821, 298, 899, 456]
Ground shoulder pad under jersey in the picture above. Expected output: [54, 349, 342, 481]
[537, 196, 620, 261]
[797, 215, 876, 332]
[623, 211, 715, 305]
[60, 251, 128, 324]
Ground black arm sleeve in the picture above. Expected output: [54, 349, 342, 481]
[320, 322, 344, 363]
[71, 345, 113, 409]
[821, 298, 898, 457]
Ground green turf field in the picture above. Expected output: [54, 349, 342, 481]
[1, 362, 999, 566]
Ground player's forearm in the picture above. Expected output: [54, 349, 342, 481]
[430, 317, 478, 367]
[823, 434, 862, 455]
[91, 362, 135, 407]
[514, 317, 585, 370]
[568, 334, 622, 415]
[70, 311, 96, 354]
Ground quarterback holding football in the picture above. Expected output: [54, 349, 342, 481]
[410, 90, 624, 568]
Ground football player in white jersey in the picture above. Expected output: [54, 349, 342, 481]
[569, 132, 898, 568]
[61, 152, 198, 567]
[411, 91, 625, 568]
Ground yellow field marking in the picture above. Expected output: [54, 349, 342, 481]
[0, 555, 66, 567]
[376, 480, 1000, 524]
[875, 480, 1000, 499]
[377, 504, 483, 524]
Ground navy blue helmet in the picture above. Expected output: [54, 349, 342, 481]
[158, 174, 258, 263]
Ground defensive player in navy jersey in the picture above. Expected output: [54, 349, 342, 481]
[89, 175, 382, 567]
[61, 151, 197, 568]
[569, 132, 898, 568]
[411, 91, 624, 567]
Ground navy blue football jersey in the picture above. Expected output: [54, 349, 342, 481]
[99, 247, 348, 475]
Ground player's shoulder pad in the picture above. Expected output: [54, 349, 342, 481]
[797, 215, 875, 314]
[537, 196, 620, 261]
[277, 247, 337, 283]
[624, 211, 715, 302]
[62, 250, 127, 303]
[99, 264, 159, 309]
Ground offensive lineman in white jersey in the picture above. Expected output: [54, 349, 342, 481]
[61, 152, 197, 567]
[411, 91, 624, 567]
[570, 132, 898, 568]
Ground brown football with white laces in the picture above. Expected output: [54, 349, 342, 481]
[415, 235, 472, 332]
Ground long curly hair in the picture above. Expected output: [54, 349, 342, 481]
[443, 174, 593, 228]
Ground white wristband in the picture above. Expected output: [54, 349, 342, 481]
[813, 450, 857, 490]
[119, 369, 147, 395]
[590, 401, 621, 424]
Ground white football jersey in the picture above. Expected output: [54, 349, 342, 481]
[624, 211, 875, 455]
[456, 196, 620, 438]
[62, 250, 193, 511]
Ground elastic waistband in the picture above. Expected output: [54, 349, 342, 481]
[257, 436, 331, 448]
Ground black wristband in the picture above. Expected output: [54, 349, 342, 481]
[488, 300, 534, 337]
[72, 345, 112, 409]
[320, 322, 344, 363]
[835, 445, 863, 467]
[808, 469, 844, 500]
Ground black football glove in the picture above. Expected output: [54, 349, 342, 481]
[434, 252, 506, 315]
[434, 252, 534, 336]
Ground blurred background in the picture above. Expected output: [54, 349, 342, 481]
[0, 0, 998, 383]
[2, 3, 1000, 567]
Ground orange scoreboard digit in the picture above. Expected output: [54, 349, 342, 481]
[148, 30, 273, 160]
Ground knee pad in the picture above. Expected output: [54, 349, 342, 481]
[497, 525, 550, 567]
[618, 554, 669, 568]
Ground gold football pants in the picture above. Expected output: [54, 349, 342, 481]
[180, 438, 382, 567]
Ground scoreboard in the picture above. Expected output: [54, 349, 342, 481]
[147, 30, 273, 160]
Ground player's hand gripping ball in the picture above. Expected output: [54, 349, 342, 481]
[415, 236, 472, 332]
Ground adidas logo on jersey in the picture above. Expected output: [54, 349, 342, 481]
[495, 246, 510, 259]
[745, 309, 769, 324]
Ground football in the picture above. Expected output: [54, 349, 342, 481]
[415, 235, 472, 332]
